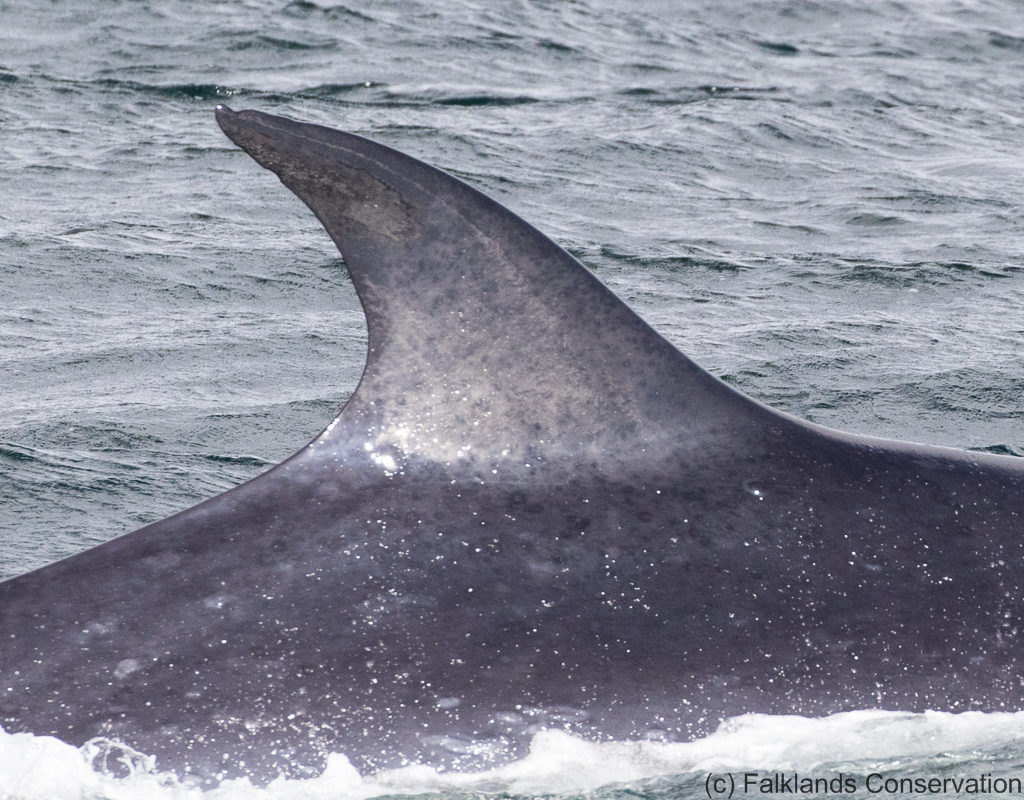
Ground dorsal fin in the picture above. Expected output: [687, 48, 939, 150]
[215, 107, 777, 472]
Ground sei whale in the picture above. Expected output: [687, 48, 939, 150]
[1, 107, 1023, 785]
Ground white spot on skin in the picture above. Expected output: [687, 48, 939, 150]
[114, 659, 141, 680]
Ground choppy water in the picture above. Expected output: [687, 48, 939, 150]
[2, 0, 1024, 797]
[7, 711, 1024, 800]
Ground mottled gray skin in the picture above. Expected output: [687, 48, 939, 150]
[2, 107, 1023, 785]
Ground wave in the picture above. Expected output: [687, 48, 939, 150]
[4, 710, 1024, 799]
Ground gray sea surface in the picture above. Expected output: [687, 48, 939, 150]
[2, 0, 1024, 797]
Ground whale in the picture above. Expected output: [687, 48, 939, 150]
[2, 106, 1023, 786]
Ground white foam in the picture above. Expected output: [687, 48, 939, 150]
[3, 710, 1024, 800]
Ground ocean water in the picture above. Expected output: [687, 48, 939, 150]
[2, 0, 1024, 797]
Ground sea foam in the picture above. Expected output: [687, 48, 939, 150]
[4, 710, 1024, 800]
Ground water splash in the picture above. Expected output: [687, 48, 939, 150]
[4, 710, 1024, 800]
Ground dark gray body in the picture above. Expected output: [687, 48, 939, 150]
[2, 107, 1023, 785]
